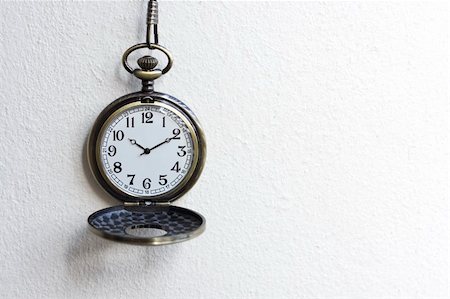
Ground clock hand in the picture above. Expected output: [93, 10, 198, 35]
[148, 137, 174, 152]
[129, 138, 148, 152]
[143, 134, 178, 156]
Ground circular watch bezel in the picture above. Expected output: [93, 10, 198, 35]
[87, 91, 206, 203]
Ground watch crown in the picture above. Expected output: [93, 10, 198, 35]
[137, 56, 159, 71]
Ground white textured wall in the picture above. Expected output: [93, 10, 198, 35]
[0, 1, 448, 298]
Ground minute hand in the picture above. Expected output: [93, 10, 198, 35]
[148, 137, 175, 152]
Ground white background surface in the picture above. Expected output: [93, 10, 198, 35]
[0, 1, 448, 298]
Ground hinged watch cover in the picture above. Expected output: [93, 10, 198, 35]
[88, 205, 205, 245]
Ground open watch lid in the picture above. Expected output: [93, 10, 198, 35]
[88, 205, 205, 245]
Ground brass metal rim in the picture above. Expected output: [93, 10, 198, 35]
[122, 43, 173, 74]
[87, 91, 207, 203]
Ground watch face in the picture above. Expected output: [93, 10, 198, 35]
[95, 101, 200, 200]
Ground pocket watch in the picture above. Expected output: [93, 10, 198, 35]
[87, 0, 206, 245]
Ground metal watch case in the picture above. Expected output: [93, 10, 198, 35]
[87, 91, 206, 245]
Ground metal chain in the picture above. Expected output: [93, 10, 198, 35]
[146, 0, 158, 46]
[121, 0, 174, 77]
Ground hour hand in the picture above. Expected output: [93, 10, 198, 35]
[129, 138, 148, 153]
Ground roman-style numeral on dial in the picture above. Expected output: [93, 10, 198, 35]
[108, 145, 116, 156]
[177, 146, 186, 157]
[172, 128, 181, 139]
[171, 161, 180, 172]
[159, 175, 168, 185]
[141, 112, 153, 123]
[143, 178, 151, 189]
[113, 130, 124, 141]
[126, 117, 135, 128]
[113, 162, 122, 173]
[127, 174, 135, 185]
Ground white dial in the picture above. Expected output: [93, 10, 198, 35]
[98, 103, 195, 198]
